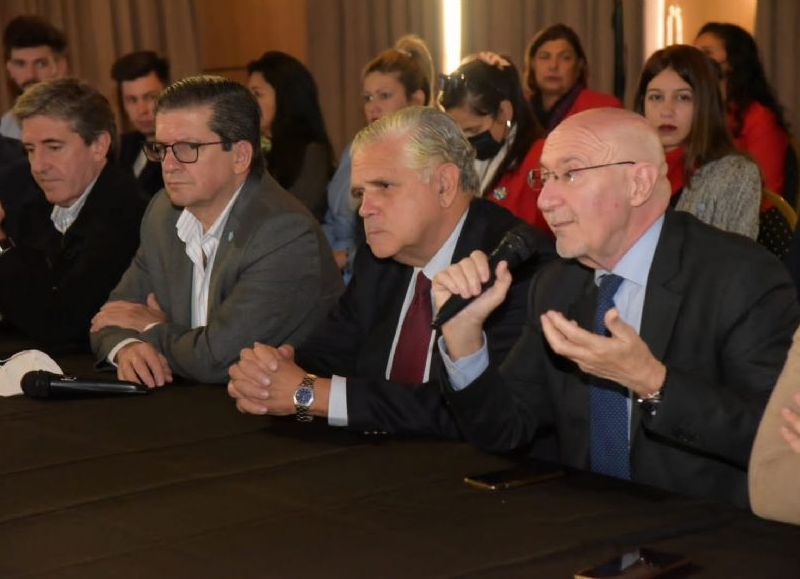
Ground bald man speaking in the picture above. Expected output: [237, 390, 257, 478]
[434, 108, 799, 508]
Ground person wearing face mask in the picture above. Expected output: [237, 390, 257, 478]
[524, 23, 621, 134]
[439, 56, 549, 232]
[634, 44, 760, 239]
[322, 35, 435, 282]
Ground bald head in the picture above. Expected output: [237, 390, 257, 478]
[538, 108, 671, 270]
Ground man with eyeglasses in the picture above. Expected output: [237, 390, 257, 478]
[0, 78, 145, 352]
[90, 75, 342, 386]
[433, 107, 799, 508]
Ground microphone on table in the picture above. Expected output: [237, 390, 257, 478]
[431, 223, 541, 331]
[21, 371, 150, 398]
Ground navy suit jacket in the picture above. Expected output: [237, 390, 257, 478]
[295, 198, 555, 437]
[118, 131, 163, 199]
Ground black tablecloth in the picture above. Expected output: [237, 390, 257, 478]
[1, 354, 799, 578]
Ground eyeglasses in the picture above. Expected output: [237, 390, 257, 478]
[142, 140, 229, 164]
[527, 161, 636, 189]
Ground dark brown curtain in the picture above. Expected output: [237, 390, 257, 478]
[0, 0, 200, 131]
[306, 0, 442, 156]
[461, 0, 643, 108]
[756, 0, 799, 135]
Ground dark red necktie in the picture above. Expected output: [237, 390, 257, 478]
[390, 271, 433, 384]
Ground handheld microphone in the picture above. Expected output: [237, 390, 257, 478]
[21, 371, 150, 398]
[432, 223, 540, 330]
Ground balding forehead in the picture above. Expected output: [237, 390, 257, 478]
[542, 123, 616, 165]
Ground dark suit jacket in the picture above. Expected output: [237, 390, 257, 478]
[0, 162, 146, 352]
[445, 210, 800, 508]
[119, 131, 164, 199]
[295, 198, 555, 437]
[92, 173, 344, 384]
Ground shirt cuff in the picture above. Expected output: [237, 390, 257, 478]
[327, 374, 348, 427]
[107, 338, 143, 367]
[437, 334, 489, 391]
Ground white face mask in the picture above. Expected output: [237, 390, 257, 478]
[0, 350, 63, 397]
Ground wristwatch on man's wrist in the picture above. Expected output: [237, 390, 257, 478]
[0, 237, 14, 256]
[293, 374, 317, 422]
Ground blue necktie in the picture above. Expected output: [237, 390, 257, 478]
[589, 273, 631, 479]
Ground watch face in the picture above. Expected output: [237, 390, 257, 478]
[294, 386, 314, 406]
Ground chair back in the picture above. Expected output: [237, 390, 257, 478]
[759, 189, 797, 259]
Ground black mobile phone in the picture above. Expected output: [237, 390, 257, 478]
[463, 461, 565, 491]
[574, 548, 690, 579]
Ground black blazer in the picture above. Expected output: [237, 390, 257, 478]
[444, 210, 800, 507]
[295, 198, 556, 437]
[119, 131, 164, 199]
[0, 162, 146, 352]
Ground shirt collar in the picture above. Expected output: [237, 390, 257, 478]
[419, 207, 469, 281]
[50, 174, 100, 234]
[594, 214, 664, 287]
[176, 182, 245, 247]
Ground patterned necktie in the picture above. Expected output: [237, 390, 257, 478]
[589, 273, 631, 479]
[390, 271, 433, 384]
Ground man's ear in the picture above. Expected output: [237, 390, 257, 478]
[435, 162, 461, 208]
[232, 141, 253, 175]
[89, 131, 112, 161]
[629, 162, 658, 207]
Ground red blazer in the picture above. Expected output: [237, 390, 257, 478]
[486, 138, 550, 234]
[730, 102, 789, 195]
[568, 88, 622, 117]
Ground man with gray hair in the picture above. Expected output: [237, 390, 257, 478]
[228, 106, 554, 435]
[0, 78, 145, 352]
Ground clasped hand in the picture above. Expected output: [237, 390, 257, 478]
[91, 293, 167, 333]
[228, 343, 304, 415]
[540, 308, 665, 397]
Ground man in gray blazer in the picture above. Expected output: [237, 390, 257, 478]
[90, 75, 342, 386]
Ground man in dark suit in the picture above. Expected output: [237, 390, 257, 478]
[0, 78, 145, 352]
[227, 107, 554, 436]
[433, 108, 800, 508]
[90, 76, 342, 386]
[111, 51, 168, 198]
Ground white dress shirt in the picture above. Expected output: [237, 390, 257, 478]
[50, 175, 99, 234]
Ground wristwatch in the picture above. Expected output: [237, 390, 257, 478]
[0, 237, 13, 256]
[293, 373, 317, 422]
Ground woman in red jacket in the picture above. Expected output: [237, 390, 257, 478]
[524, 23, 621, 133]
[695, 22, 790, 196]
[438, 57, 549, 232]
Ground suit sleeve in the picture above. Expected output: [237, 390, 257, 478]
[440, 279, 557, 452]
[642, 255, 799, 469]
[139, 212, 329, 384]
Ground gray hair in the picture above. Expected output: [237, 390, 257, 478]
[13, 77, 116, 146]
[352, 106, 479, 195]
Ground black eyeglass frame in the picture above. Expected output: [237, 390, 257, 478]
[142, 140, 230, 164]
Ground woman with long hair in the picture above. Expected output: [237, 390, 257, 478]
[695, 22, 790, 196]
[247, 51, 334, 221]
[322, 35, 434, 281]
[524, 23, 621, 133]
[439, 56, 547, 231]
[634, 44, 760, 238]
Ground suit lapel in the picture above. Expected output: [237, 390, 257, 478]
[631, 211, 684, 438]
[206, 177, 255, 319]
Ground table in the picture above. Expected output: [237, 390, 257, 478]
[1, 358, 799, 578]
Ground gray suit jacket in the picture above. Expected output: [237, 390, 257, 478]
[91, 172, 343, 383]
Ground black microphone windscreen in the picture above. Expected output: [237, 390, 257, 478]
[21, 370, 53, 398]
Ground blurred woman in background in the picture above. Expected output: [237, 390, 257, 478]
[524, 23, 620, 134]
[439, 56, 548, 232]
[635, 44, 760, 239]
[695, 22, 790, 197]
[247, 51, 334, 221]
[322, 35, 434, 281]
